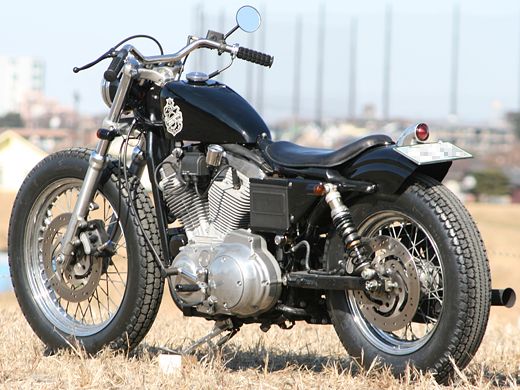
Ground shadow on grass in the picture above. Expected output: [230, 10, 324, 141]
[473, 368, 520, 387]
[137, 343, 357, 374]
[137, 343, 520, 386]
[222, 349, 356, 373]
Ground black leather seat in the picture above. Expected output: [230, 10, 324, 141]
[261, 134, 393, 168]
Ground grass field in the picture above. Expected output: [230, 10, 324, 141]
[0, 202, 519, 388]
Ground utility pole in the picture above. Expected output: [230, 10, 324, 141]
[292, 14, 302, 125]
[196, 3, 206, 71]
[256, 5, 267, 116]
[73, 91, 81, 144]
[382, 4, 392, 121]
[450, 3, 460, 119]
[315, 3, 325, 128]
[245, 33, 255, 103]
[348, 17, 358, 120]
[218, 8, 226, 83]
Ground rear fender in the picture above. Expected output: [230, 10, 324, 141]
[341, 145, 452, 194]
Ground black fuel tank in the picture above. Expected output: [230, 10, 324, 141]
[160, 80, 271, 144]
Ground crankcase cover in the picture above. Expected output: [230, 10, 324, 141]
[170, 245, 212, 306]
[208, 230, 282, 317]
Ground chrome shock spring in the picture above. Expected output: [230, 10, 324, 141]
[324, 184, 371, 274]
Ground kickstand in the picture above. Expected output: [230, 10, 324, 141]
[181, 319, 239, 355]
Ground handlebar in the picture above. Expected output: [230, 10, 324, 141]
[236, 47, 273, 67]
[98, 38, 273, 85]
[130, 39, 238, 65]
[127, 38, 273, 68]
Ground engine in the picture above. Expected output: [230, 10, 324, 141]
[158, 146, 282, 317]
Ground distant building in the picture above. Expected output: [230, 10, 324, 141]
[0, 130, 47, 192]
[432, 126, 515, 155]
[0, 56, 45, 115]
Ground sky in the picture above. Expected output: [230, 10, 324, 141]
[1, 0, 520, 125]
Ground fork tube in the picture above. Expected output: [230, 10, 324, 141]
[60, 65, 134, 263]
[59, 140, 111, 263]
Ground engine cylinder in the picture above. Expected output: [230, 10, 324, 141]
[208, 168, 250, 235]
[160, 170, 210, 237]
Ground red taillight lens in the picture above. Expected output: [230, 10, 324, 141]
[415, 123, 429, 141]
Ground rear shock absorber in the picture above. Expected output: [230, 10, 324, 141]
[324, 184, 372, 274]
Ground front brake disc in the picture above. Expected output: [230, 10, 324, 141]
[41, 213, 102, 303]
[353, 236, 420, 332]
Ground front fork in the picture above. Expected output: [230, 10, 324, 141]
[58, 140, 111, 267]
[58, 63, 137, 268]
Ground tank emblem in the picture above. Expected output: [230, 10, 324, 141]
[164, 98, 184, 136]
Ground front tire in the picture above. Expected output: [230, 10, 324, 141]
[326, 175, 491, 384]
[8, 148, 164, 353]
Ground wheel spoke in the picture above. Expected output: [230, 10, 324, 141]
[350, 212, 444, 352]
[25, 178, 129, 336]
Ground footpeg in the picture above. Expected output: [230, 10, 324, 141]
[175, 284, 201, 292]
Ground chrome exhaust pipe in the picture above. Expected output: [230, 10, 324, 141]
[491, 288, 516, 308]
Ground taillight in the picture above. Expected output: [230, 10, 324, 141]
[415, 123, 429, 142]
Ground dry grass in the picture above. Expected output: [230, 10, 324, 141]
[0, 203, 519, 389]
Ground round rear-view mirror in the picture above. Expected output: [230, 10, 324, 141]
[236, 5, 261, 33]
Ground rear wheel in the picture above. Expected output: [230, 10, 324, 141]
[326, 175, 491, 384]
[8, 148, 163, 353]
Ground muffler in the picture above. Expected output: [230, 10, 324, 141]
[491, 288, 516, 308]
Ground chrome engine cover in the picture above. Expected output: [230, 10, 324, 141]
[171, 229, 282, 317]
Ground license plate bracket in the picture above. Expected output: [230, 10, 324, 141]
[394, 142, 472, 165]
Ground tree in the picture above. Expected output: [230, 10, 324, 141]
[0, 112, 24, 128]
[472, 169, 510, 198]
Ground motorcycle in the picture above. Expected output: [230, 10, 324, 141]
[8, 5, 516, 384]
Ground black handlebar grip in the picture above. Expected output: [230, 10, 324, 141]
[103, 49, 129, 82]
[237, 47, 274, 67]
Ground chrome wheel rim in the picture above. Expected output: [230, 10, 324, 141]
[347, 211, 444, 355]
[24, 179, 128, 336]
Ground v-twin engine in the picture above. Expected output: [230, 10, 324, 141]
[159, 150, 251, 240]
[158, 148, 282, 317]
[172, 230, 281, 317]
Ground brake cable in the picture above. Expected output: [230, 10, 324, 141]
[73, 34, 164, 74]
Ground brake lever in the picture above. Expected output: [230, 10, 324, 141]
[73, 48, 118, 74]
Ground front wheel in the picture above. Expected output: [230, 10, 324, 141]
[326, 175, 491, 384]
[8, 148, 164, 353]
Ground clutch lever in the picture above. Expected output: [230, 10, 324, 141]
[73, 48, 118, 74]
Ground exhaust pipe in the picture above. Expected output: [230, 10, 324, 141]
[491, 288, 516, 308]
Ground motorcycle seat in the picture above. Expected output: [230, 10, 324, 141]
[261, 134, 393, 168]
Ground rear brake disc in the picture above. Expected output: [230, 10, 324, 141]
[353, 236, 420, 332]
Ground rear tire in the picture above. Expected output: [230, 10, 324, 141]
[326, 175, 491, 384]
[8, 148, 164, 353]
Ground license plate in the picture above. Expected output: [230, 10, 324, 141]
[394, 142, 472, 165]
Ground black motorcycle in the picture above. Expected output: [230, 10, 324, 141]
[8, 6, 515, 384]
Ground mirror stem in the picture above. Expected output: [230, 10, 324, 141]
[224, 25, 239, 40]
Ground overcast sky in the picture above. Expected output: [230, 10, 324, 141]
[1, 0, 520, 125]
